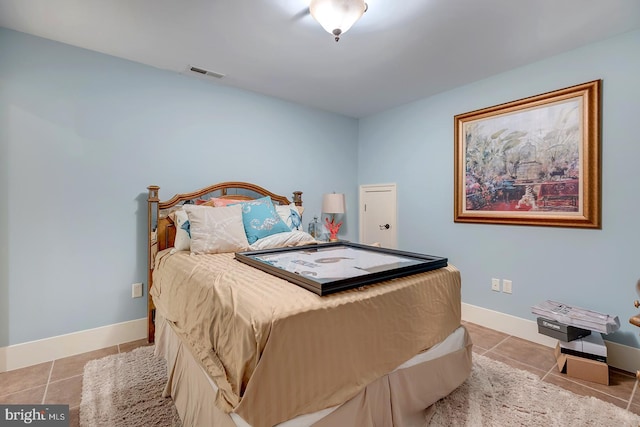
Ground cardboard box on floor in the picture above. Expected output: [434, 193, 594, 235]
[554, 343, 609, 385]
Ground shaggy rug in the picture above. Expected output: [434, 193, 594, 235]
[429, 354, 640, 426]
[79, 346, 181, 426]
[80, 346, 640, 426]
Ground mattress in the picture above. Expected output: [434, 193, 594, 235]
[151, 249, 463, 427]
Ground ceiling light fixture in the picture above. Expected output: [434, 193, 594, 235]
[309, 0, 368, 42]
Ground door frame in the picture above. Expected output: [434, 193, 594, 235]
[359, 183, 397, 247]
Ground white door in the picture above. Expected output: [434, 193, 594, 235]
[359, 184, 397, 249]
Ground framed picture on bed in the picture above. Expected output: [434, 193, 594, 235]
[235, 242, 448, 295]
[454, 80, 601, 229]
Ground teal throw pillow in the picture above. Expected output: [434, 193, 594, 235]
[234, 197, 291, 244]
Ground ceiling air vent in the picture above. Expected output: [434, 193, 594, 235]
[188, 66, 225, 79]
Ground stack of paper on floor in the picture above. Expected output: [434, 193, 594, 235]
[532, 300, 617, 386]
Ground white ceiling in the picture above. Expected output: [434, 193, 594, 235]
[1, 0, 640, 118]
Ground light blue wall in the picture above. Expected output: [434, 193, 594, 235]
[3, 26, 639, 350]
[0, 28, 359, 346]
[359, 29, 640, 347]
[0, 32, 8, 347]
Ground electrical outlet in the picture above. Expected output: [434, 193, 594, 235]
[491, 278, 500, 292]
[503, 279, 512, 294]
[132, 282, 143, 298]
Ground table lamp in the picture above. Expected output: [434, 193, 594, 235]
[322, 193, 345, 241]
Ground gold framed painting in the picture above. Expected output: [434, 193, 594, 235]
[454, 80, 601, 228]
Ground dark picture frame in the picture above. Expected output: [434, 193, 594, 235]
[454, 80, 601, 228]
[235, 242, 448, 296]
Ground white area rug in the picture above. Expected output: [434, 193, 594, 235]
[79, 346, 181, 426]
[429, 353, 640, 426]
[80, 346, 640, 426]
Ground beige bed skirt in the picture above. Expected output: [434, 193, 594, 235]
[155, 314, 473, 427]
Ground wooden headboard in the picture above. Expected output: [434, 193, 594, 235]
[145, 181, 303, 342]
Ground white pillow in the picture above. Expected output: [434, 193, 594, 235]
[249, 230, 317, 250]
[183, 204, 250, 254]
[275, 203, 304, 231]
[170, 209, 191, 254]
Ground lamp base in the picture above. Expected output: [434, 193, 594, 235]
[325, 216, 343, 244]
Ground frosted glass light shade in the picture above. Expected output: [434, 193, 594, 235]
[309, 0, 367, 41]
[322, 193, 346, 214]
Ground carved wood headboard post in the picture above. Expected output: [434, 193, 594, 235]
[293, 191, 303, 207]
[147, 185, 160, 343]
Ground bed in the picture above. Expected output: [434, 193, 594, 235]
[146, 181, 472, 427]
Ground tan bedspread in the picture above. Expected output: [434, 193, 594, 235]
[151, 248, 462, 427]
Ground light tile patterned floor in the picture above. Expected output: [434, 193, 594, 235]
[0, 339, 151, 426]
[1, 323, 637, 426]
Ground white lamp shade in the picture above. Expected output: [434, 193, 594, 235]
[322, 193, 346, 214]
[309, 0, 367, 38]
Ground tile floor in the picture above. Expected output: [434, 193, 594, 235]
[1, 323, 638, 426]
[0, 339, 151, 426]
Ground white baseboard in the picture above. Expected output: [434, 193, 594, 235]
[4, 308, 639, 375]
[462, 302, 640, 374]
[0, 318, 147, 373]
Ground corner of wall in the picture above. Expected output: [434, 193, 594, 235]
[0, 69, 10, 349]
